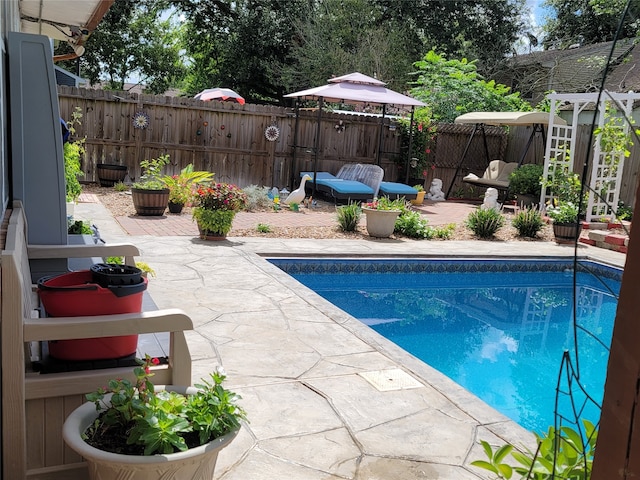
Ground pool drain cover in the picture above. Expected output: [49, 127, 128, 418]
[359, 369, 423, 392]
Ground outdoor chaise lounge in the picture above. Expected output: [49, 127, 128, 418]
[302, 164, 418, 201]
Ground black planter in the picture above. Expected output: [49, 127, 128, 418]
[97, 164, 128, 187]
[168, 201, 184, 214]
[131, 188, 170, 216]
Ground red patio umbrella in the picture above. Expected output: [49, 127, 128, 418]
[194, 88, 245, 104]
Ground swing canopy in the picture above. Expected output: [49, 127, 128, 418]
[454, 111, 567, 127]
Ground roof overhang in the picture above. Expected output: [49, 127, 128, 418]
[455, 111, 567, 126]
[19, 0, 114, 61]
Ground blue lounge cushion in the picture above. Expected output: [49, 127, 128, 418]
[379, 182, 418, 195]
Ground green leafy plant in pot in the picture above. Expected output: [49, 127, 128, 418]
[542, 160, 586, 243]
[161, 164, 214, 214]
[62, 356, 246, 480]
[192, 182, 247, 239]
[361, 196, 408, 238]
[131, 155, 171, 216]
[509, 163, 543, 206]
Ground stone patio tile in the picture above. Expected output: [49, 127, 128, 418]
[259, 428, 360, 478]
[237, 382, 343, 439]
[219, 449, 346, 480]
[290, 321, 377, 357]
[355, 409, 476, 464]
[300, 351, 399, 379]
[357, 456, 487, 480]
[306, 374, 455, 432]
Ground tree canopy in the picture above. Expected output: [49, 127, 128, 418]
[542, 0, 640, 49]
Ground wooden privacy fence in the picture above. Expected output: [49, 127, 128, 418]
[58, 87, 638, 207]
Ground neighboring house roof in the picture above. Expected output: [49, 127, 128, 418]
[505, 38, 638, 101]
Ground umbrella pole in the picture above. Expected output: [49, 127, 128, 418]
[290, 100, 300, 190]
[312, 97, 324, 198]
[405, 106, 415, 184]
[376, 104, 387, 166]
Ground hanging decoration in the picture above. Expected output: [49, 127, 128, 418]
[132, 111, 150, 129]
[265, 125, 280, 142]
[334, 120, 345, 133]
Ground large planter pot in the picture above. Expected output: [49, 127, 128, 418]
[97, 163, 128, 187]
[193, 209, 236, 240]
[363, 207, 401, 238]
[62, 386, 240, 480]
[132, 187, 170, 216]
[553, 221, 582, 244]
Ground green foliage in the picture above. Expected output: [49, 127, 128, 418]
[616, 200, 633, 221]
[84, 355, 246, 456]
[512, 208, 544, 237]
[465, 208, 505, 238]
[396, 107, 436, 180]
[336, 202, 362, 232]
[256, 223, 271, 233]
[243, 185, 273, 211]
[67, 220, 92, 235]
[64, 107, 85, 203]
[546, 202, 581, 224]
[472, 420, 598, 479]
[133, 155, 171, 190]
[113, 181, 129, 192]
[510, 164, 543, 196]
[59, 1, 186, 93]
[104, 256, 156, 277]
[363, 196, 408, 211]
[542, 159, 586, 222]
[161, 164, 214, 204]
[413, 184, 425, 192]
[409, 50, 531, 123]
[192, 208, 237, 235]
[543, 0, 634, 49]
[393, 211, 456, 239]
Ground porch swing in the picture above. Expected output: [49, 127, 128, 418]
[445, 111, 567, 200]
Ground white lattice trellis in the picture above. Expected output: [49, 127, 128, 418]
[542, 91, 640, 221]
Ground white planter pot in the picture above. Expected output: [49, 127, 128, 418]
[63, 386, 239, 480]
[363, 207, 401, 238]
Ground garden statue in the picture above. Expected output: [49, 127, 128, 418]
[426, 178, 445, 201]
[481, 188, 500, 210]
[284, 174, 311, 205]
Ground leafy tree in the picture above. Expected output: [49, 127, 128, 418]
[542, 0, 640, 49]
[56, 0, 186, 94]
[409, 50, 531, 123]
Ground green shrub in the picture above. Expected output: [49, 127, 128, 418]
[433, 223, 456, 239]
[67, 219, 92, 235]
[509, 164, 543, 196]
[113, 181, 129, 192]
[465, 208, 505, 238]
[243, 185, 272, 211]
[512, 208, 544, 238]
[256, 223, 271, 233]
[336, 202, 362, 231]
[395, 210, 432, 238]
[472, 420, 597, 480]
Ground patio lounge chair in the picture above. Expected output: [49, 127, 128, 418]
[302, 164, 418, 201]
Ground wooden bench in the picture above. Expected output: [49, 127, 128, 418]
[1, 201, 194, 480]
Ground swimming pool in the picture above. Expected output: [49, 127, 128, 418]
[269, 257, 622, 433]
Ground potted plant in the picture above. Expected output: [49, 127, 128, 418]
[62, 356, 246, 480]
[161, 164, 214, 214]
[410, 184, 426, 205]
[546, 201, 582, 244]
[192, 182, 247, 240]
[543, 161, 586, 244]
[509, 163, 543, 207]
[361, 196, 407, 238]
[131, 154, 171, 216]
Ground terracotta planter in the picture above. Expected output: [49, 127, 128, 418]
[97, 164, 128, 187]
[410, 191, 425, 205]
[363, 207, 401, 238]
[62, 386, 240, 480]
[553, 222, 582, 244]
[132, 188, 170, 216]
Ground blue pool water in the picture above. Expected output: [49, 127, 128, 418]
[269, 258, 622, 433]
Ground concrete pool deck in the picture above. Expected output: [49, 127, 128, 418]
[75, 200, 627, 480]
